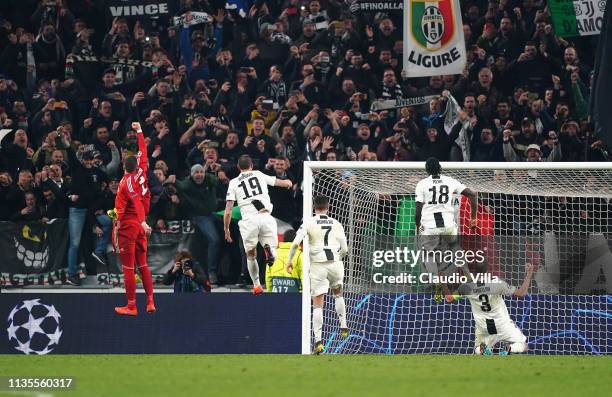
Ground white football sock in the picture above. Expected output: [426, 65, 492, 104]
[247, 257, 260, 287]
[334, 296, 347, 329]
[312, 307, 323, 343]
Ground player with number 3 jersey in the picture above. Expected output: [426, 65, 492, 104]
[448, 262, 536, 355]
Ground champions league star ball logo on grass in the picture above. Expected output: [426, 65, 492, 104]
[6, 299, 62, 355]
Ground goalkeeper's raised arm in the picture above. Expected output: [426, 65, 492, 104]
[132, 121, 148, 172]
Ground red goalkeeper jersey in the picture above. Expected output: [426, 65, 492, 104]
[135, 129, 150, 214]
[115, 171, 146, 224]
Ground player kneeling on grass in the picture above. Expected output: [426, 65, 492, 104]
[287, 195, 348, 355]
[224, 155, 293, 295]
[447, 262, 537, 355]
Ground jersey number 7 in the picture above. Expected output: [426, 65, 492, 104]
[322, 225, 332, 246]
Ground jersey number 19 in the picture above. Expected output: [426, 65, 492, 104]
[238, 177, 262, 199]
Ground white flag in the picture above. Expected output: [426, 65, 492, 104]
[173, 12, 212, 27]
[443, 94, 461, 134]
[403, 0, 467, 77]
[0, 129, 12, 148]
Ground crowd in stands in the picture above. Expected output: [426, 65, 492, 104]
[0, 0, 609, 287]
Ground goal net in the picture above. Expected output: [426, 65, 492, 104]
[301, 162, 612, 355]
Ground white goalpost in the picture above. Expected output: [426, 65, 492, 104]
[301, 161, 612, 355]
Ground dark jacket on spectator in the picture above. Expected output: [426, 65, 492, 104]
[5, 184, 29, 219]
[0, 142, 34, 178]
[415, 123, 461, 161]
[40, 179, 69, 219]
[175, 174, 218, 216]
[65, 148, 108, 209]
[163, 261, 210, 293]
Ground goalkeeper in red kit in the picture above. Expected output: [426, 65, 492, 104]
[113, 122, 155, 316]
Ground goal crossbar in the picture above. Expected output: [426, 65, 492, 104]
[305, 161, 612, 171]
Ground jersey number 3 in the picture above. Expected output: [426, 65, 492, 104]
[238, 177, 262, 199]
[428, 185, 449, 204]
[478, 294, 492, 312]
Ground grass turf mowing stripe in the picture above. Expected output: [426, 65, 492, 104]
[0, 355, 610, 397]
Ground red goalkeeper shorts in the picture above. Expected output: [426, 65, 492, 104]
[113, 220, 147, 255]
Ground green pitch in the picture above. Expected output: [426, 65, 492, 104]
[0, 355, 610, 397]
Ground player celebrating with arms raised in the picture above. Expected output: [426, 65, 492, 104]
[224, 155, 293, 294]
[287, 195, 349, 355]
[133, 121, 151, 214]
[113, 122, 155, 316]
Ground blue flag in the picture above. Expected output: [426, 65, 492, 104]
[226, 0, 249, 18]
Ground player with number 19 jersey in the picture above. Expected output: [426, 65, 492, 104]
[226, 170, 276, 220]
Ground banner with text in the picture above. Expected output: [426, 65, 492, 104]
[348, 0, 403, 13]
[106, 0, 175, 20]
[550, 0, 607, 37]
[403, 0, 467, 77]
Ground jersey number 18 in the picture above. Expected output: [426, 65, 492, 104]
[428, 185, 449, 204]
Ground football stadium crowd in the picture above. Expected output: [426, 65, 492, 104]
[0, 0, 609, 288]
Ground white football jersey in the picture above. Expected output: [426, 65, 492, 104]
[226, 171, 276, 221]
[458, 281, 517, 330]
[293, 214, 348, 263]
[415, 174, 466, 229]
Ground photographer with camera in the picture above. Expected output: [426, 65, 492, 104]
[163, 250, 211, 293]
